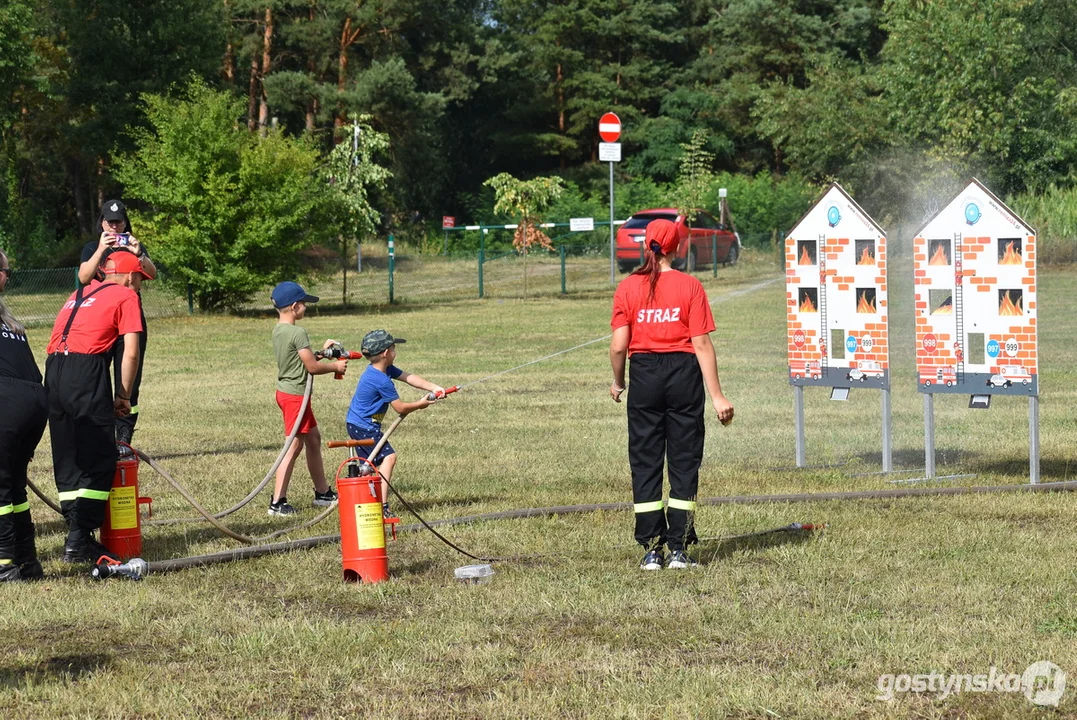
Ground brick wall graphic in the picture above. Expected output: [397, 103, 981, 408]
[786, 183, 889, 389]
[913, 178, 1037, 396]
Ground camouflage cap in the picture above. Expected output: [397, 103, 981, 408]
[361, 329, 406, 356]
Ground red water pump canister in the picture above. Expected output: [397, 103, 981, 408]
[338, 463, 390, 583]
[100, 451, 152, 559]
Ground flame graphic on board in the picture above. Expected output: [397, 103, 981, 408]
[999, 290, 1023, 316]
[856, 290, 876, 313]
[799, 245, 812, 265]
[999, 241, 1022, 265]
[799, 294, 817, 312]
[929, 243, 949, 266]
[858, 246, 875, 265]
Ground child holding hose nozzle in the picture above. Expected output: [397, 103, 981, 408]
[269, 282, 348, 517]
[346, 330, 445, 519]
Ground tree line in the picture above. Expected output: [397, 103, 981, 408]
[1, 0, 1075, 271]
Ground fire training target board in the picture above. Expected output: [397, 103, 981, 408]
[913, 179, 1037, 396]
[786, 183, 889, 389]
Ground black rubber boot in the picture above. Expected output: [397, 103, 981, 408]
[18, 560, 44, 581]
[63, 525, 119, 565]
[12, 513, 43, 580]
[0, 563, 22, 582]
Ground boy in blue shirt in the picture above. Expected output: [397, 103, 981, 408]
[346, 330, 444, 518]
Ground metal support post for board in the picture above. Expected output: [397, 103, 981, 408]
[882, 389, 892, 473]
[712, 235, 718, 279]
[1030, 396, 1040, 484]
[387, 235, 395, 304]
[478, 228, 486, 299]
[794, 386, 806, 468]
[924, 393, 935, 479]
[608, 160, 616, 284]
[356, 242, 362, 273]
[443, 230, 448, 256]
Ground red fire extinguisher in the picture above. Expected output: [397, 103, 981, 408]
[329, 439, 392, 583]
[100, 446, 153, 560]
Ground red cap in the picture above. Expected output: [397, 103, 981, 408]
[102, 251, 150, 278]
[646, 219, 679, 255]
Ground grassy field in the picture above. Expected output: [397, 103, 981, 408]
[3, 248, 1076, 718]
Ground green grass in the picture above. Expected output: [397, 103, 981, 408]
[3, 254, 1076, 718]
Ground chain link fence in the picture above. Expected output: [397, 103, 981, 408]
[4, 231, 781, 325]
[2, 267, 192, 328]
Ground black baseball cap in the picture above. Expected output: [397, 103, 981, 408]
[102, 200, 127, 221]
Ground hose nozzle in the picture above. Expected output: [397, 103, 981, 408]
[91, 557, 148, 581]
[316, 343, 363, 379]
[427, 385, 459, 401]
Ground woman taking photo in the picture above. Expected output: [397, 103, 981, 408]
[0, 249, 48, 581]
[79, 199, 155, 444]
[609, 218, 734, 571]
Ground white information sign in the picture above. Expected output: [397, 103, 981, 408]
[912, 178, 1037, 396]
[570, 217, 595, 232]
[785, 183, 889, 389]
[598, 143, 621, 162]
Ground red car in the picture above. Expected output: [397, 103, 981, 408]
[615, 208, 740, 273]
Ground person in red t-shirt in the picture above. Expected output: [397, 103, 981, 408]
[44, 251, 147, 564]
[609, 218, 734, 571]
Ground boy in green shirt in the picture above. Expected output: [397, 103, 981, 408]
[270, 281, 348, 516]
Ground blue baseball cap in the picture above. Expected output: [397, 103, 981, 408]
[271, 281, 318, 309]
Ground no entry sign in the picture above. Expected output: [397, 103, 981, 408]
[599, 113, 621, 143]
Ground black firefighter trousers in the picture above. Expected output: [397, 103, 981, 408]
[0, 377, 48, 563]
[627, 352, 704, 552]
[44, 353, 117, 531]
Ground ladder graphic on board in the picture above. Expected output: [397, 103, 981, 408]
[953, 232, 965, 384]
[818, 234, 828, 374]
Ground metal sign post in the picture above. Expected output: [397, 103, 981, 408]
[609, 158, 615, 283]
[882, 389, 892, 472]
[794, 386, 806, 467]
[599, 112, 621, 284]
[924, 393, 935, 479]
[1030, 396, 1040, 483]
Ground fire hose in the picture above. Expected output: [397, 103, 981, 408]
[130, 384, 454, 545]
[143, 478, 1077, 575]
[144, 343, 365, 529]
[148, 342, 364, 527]
[24, 344, 363, 544]
[24, 372, 316, 525]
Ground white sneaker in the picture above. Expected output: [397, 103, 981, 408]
[666, 550, 699, 569]
[268, 498, 298, 516]
[639, 548, 665, 571]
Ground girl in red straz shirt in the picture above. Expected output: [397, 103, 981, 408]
[609, 218, 734, 571]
